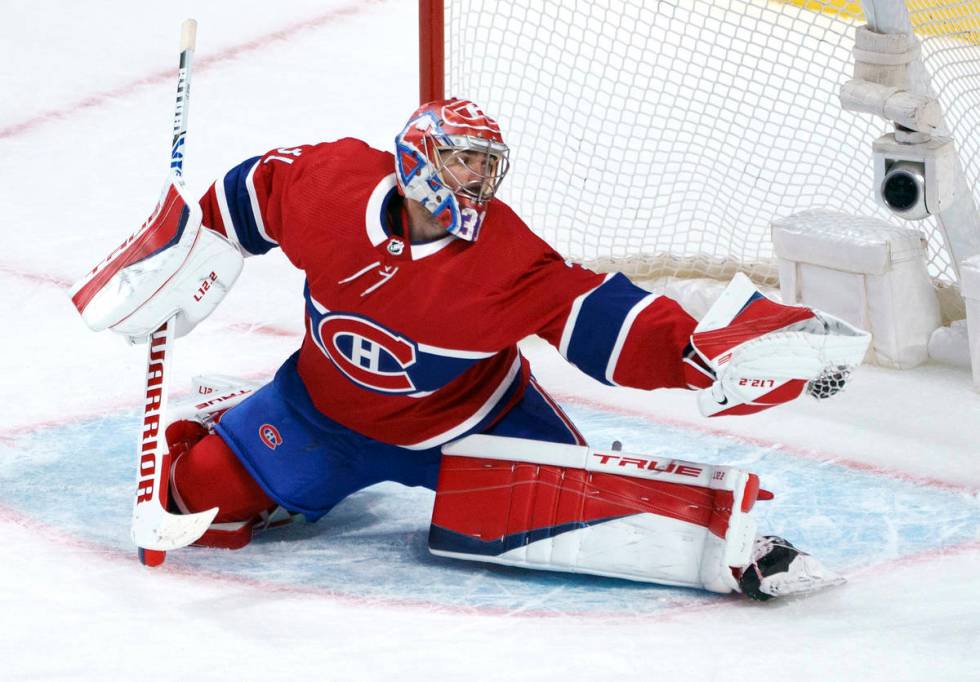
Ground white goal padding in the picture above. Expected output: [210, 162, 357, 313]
[961, 255, 980, 390]
[772, 209, 941, 368]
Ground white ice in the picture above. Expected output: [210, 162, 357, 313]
[0, 1, 978, 680]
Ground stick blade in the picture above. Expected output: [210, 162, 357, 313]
[132, 504, 219, 551]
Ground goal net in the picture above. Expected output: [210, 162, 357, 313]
[426, 0, 980, 312]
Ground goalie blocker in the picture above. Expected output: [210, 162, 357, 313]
[69, 178, 243, 342]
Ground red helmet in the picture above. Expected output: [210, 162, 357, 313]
[394, 98, 510, 241]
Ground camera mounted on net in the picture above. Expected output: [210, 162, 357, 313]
[873, 131, 957, 221]
[839, 25, 960, 221]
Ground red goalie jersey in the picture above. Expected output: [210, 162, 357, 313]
[198, 138, 698, 449]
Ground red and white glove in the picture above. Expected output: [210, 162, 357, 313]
[70, 179, 243, 342]
[689, 274, 871, 417]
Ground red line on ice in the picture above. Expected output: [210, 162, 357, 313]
[0, 263, 74, 289]
[0, 366, 280, 442]
[0, 501, 735, 619]
[2, 500, 977, 621]
[222, 321, 301, 338]
[0, 1, 385, 140]
[0, 258, 301, 341]
[0, 340, 970, 493]
[551, 391, 980, 495]
[847, 538, 980, 579]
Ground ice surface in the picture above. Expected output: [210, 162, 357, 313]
[0, 1, 977, 680]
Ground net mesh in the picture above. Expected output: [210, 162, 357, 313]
[807, 364, 851, 399]
[442, 0, 980, 306]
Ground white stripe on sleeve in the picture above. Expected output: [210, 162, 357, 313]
[246, 160, 279, 246]
[214, 171, 246, 255]
[558, 273, 614, 359]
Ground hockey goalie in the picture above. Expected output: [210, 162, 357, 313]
[72, 98, 870, 600]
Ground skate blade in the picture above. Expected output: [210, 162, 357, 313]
[761, 555, 847, 598]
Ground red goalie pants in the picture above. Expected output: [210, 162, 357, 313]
[167, 421, 274, 522]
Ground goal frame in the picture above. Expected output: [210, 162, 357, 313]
[417, 0, 980, 309]
[419, 0, 445, 104]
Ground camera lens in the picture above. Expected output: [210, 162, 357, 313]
[880, 161, 927, 219]
[883, 171, 920, 212]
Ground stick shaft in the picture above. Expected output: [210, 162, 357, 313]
[135, 320, 176, 567]
[170, 18, 197, 177]
[138, 19, 197, 566]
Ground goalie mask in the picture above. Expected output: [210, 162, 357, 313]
[394, 98, 510, 242]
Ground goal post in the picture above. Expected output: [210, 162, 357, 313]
[419, 0, 445, 105]
[419, 0, 980, 320]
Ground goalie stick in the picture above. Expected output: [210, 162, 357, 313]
[130, 19, 218, 566]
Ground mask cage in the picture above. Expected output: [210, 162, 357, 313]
[430, 134, 510, 204]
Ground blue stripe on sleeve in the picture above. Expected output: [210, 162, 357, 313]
[222, 156, 277, 255]
[565, 273, 649, 385]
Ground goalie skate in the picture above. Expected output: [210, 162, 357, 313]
[738, 535, 846, 601]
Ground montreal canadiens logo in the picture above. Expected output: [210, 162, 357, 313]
[441, 100, 500, 135]
[313, 313, 418, 394]
[259, 423, 283, 450]
[386, 238, 405, 256]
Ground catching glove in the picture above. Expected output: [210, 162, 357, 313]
[690, 274, 870, 417]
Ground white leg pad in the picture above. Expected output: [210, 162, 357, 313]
[432, 435, 766, 593]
